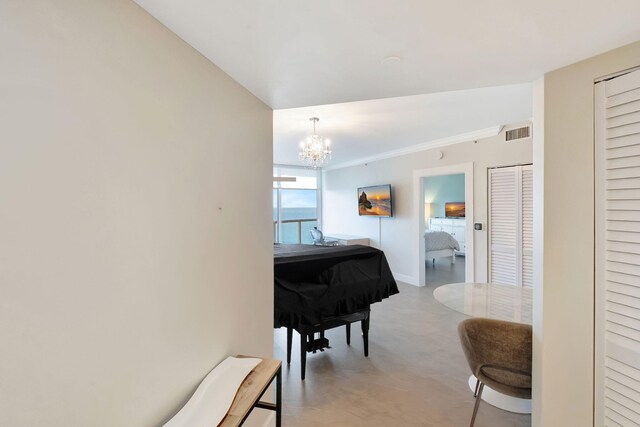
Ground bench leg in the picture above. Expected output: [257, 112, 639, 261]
[361, 314, 370, 357]
[276, 366, 282, 427]
[346, 323, 351, 345]
[286, 327, 292, 365]
[300, 333, 307, 380]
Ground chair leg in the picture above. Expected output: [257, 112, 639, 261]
[300, 333, 307, 380]
[346, 323, 351, 345]
[469, 383, 484, 427]
[286, 327, 292, 365]
[473, 378, 480, 397]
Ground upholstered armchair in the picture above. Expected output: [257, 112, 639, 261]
[457, 317, 532, 427]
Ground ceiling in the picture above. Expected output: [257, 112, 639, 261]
[132, 1, 639, 167]
[274, 83, 532, 168]
[133, 0, 640, 109]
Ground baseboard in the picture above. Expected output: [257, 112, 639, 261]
[393, 272, 419, 286]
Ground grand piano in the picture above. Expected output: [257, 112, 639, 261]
[274, 243, 399, 379]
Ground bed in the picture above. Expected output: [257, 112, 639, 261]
[425, 230, 460, 265]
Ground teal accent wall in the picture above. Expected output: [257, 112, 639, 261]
[423, 173, 465, 218]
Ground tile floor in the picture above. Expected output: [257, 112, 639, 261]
[425, 254, 466, 287]
[273, 258, 530, 426]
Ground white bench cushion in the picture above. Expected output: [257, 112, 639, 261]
[164, 356, 261, 427]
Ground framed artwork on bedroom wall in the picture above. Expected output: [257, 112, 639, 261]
[445, 202, 465, 218]
[357, 184, 393, 217]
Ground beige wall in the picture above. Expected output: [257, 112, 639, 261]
[0, 1, 273, 426]
[322, 123, 532, 284]
[533, 41, 640, 426]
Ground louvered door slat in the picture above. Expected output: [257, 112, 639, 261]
[607, 302, 640, 323]
[606, 87, 640, 108]
[608, 290, 640, 310]
[608, 311, 640, 335]
[607, 251, 640, 266]
[606, 271, 640, 287]
[607, 134, 640, 151]
[608, 260, 640, 277]
[609, 282, 640, 297]
[596, 68, 640, 427]
[607, 177, 640, 190]
[608, 143, 640, 159]
[608, 111, 640, 130]
[606, 155, 640, 169]
[608, 231, 640, 244]
[607, 221, 640, 233]
[608, 211, 640, 223]
[607, 99, 640, 119]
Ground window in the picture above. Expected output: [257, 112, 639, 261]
[273, 166, 321, 244]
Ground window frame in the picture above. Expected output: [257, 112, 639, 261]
[273, 165, 322, 243]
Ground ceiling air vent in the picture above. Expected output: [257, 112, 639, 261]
[505, 126, 531, 141]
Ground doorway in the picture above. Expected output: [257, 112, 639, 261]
[414, 163, 474, 286]
[423, 173, 466, 286]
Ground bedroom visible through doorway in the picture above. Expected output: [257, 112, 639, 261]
[423, 173, 466, 286]
[413, 162, 474, 287]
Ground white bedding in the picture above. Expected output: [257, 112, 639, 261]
[424, 231, 460, 251]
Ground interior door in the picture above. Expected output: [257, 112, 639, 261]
[595, 67, 640, 427]
[488, 164, 532, 287]
[489, 167, 518, 285]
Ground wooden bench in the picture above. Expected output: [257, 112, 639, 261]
[220, 356, 282, 427]
[164, 355, 282, 427]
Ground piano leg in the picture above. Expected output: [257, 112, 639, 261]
[300, 333, 307, 380]
[286, 327, 292, 365]
[361, 314, 370, 357]
[346, 323, 351, 345]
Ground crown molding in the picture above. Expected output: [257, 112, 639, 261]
[322, 125, 504, 171]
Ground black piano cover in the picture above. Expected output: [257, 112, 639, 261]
[274, 244, 399, 329]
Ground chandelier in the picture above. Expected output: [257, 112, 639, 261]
[299, 117, 332, 168]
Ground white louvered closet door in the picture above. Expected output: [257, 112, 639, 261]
[596, 68, 640, 427]
[489, 165, 533, 287]
[489, 167, 519, 285]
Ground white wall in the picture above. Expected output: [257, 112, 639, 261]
[322, 123, 532, 284]
[532, 41, 640, 427]
[0, 1, 273, 426]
